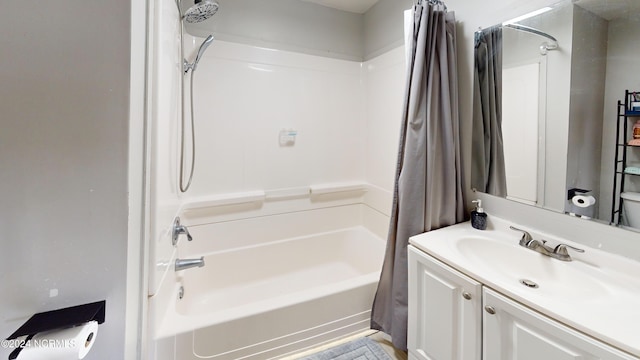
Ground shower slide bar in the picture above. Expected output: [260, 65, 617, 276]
[181, 182, 368, 211]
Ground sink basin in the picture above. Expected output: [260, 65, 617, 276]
[454, 236, 608, 298]
[409, 216, 640, 357]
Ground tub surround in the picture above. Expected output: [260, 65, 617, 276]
[148, 36, 405, 297]
[147, 41, 405, 360]
[147, 2, 407, 358]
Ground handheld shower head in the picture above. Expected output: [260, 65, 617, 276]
[184, 0, 219, 23]
[194, 35, 214, 69]
[184, 35, 214, 73]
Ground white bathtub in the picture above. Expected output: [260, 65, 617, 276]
[157, 224, 385, 360]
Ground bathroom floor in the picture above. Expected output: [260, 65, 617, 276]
[285, 330, 408, 360]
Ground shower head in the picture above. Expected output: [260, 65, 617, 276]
[183, 0, 219, 24]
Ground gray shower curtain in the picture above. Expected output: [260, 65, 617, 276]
[370, 2, 464, 351]
[471, 26, 506, 196]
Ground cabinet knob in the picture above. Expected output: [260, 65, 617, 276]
[462, 292, 472, 300]
[485, 306, 496, 315]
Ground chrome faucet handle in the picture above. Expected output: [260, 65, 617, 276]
[553, 243, 585, 256]
[172, 217, 193, 246]
[509, 226, 533, 246]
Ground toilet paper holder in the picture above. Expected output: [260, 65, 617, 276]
[567, 187, 591, 200]
[6, 300, 105, 360]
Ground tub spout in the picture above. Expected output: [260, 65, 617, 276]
[175, 257, 205, 271]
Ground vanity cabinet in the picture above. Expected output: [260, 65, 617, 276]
[407, 245, 482, 360]
[408, 245, 639, 360]
[483, 287, 636, 360]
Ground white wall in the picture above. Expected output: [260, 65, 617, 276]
[0, 1, 132, 359]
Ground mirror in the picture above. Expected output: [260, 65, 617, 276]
[472, 0, 640, 231]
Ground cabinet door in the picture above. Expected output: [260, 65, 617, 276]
[408, 246, 482, 360]
[483, 287, 638, 360]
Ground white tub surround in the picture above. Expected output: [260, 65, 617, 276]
[148, 37, 405, 297]
[147, 30, 406, 359]
[408, 216, 640, 359]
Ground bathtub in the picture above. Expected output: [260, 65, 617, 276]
[156, 222, 386, 360]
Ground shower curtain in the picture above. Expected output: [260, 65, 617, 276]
[370, 1, 464, 351]
[471, 26, 506, 196]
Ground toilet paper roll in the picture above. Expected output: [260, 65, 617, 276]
[17, 321, 98, 360]
[572, 195, 596, 207]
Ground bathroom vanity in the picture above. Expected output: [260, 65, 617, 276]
[407, 217, 640, 360]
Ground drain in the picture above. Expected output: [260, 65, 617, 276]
[178, 286, 185, 300]
[519, 279, 539, 288]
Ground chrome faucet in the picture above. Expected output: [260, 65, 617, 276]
[175, 256, 205, 271]
[509, 226, 584, 261]
[172, 217, 193, 245]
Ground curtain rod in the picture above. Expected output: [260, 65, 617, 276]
[503, 23, 558, 54]
[503, 23, 558, 45]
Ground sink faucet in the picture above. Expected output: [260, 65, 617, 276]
[175, 257, 205, 271]
[509, 226, 584, 261]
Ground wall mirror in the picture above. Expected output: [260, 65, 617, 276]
[472, 0, 640, 232]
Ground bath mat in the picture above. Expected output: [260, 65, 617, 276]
[300, 337, 394, 360]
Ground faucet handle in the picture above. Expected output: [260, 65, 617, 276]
[553, 243, 585, 256]
[172, 217, 193, 246]
[509, 226, 533, 245]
